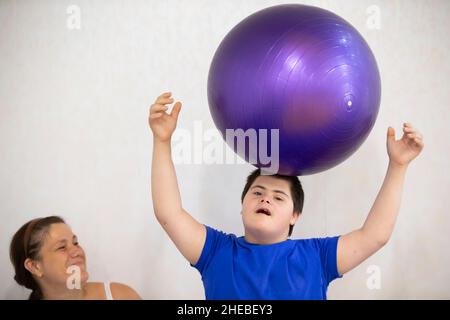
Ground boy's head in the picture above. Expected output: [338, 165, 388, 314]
[241, 169, 304, 242]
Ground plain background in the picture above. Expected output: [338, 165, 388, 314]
[1, 0, 449, 299]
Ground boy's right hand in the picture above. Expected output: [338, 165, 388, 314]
[148, 92, 182, 142]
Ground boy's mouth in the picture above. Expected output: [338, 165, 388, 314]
[255, 208, 272, 216]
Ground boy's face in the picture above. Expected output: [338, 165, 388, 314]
[241, 175, 299, 243]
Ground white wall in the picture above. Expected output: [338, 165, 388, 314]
[1, 0, 449, 299]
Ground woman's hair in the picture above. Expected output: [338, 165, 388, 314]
[9, 216, 65, 300]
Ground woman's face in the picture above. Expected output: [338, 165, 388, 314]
[36, 223, 89, 288]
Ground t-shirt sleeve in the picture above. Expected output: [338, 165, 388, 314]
[191, 225, 231, 275]
[314, 236, 343, 285]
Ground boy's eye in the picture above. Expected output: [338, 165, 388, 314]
[275, 197, 283, 201]
[253, 191, 262, 196]
[58, 246, 66, 251]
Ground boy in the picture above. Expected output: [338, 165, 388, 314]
[149, 92, 424, 299]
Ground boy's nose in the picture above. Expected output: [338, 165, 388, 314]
[260, 199, 270, 204]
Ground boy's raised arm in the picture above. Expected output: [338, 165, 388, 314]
[337, 123, 424, 275]
[149, 92, 206, 265]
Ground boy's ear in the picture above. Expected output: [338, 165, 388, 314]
[290, 211, 301, 225]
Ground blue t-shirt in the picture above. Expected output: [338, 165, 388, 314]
[193, 226, 342, 300]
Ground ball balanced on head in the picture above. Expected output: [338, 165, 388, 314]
[207, 4, 381, 176]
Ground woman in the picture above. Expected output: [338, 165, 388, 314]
[10, 216, 141, 300]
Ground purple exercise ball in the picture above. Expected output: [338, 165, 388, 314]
[207, 4, 381, 176]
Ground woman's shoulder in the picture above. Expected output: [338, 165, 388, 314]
[109, 282, 141, 300]
[84, 282, 106, 299]
[85, 282, 141, 300]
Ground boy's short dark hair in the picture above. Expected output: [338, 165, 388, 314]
[241, 169, 304, 237]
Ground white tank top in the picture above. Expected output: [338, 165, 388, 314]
[104, 282, 113, 300]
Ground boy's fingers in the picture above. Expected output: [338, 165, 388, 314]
[406, 132, 423, 142]
[150, 113, 164, 120]
[403, 127, 422, 139]
[156, 97, 174, 105]
[396, 122, 424, 149]
[150, 104, 169, 114]
[414, 138, 424, 148]
[406, 133, 422, 139]
[403, 126, 416, 133]
[170, 102, 182, 118]
[158, 92, 172, 99]
[408, 130, 422, 140]
[387, 127, 395, 140]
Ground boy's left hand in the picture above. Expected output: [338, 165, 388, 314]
[387, 123, 424, 167]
